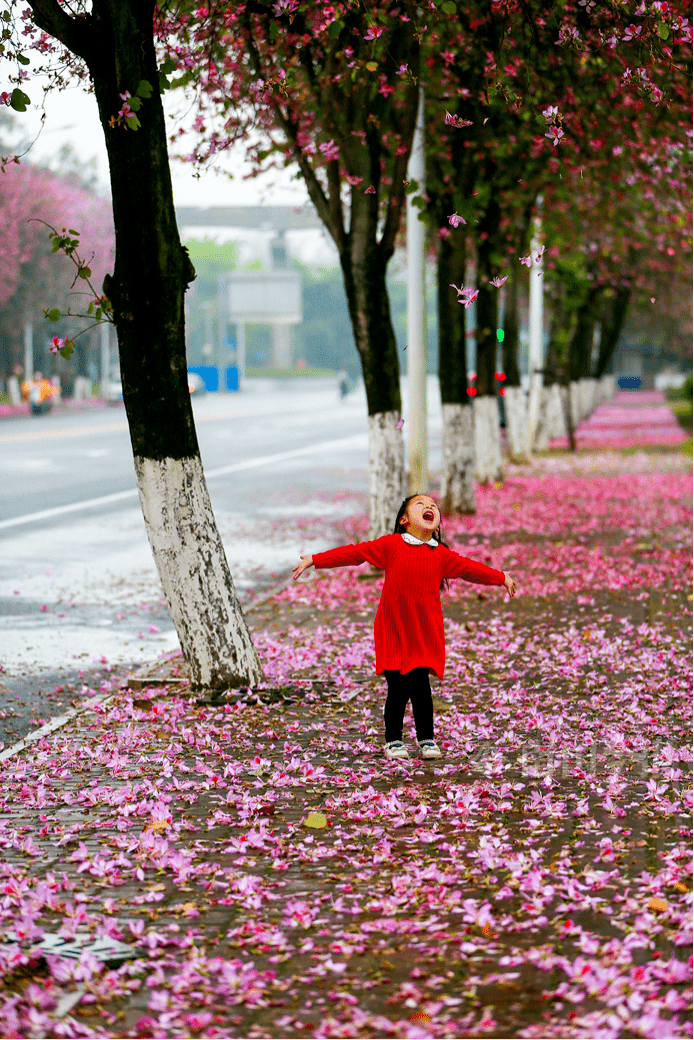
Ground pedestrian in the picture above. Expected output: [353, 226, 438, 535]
[292, 493, 516, 760]
[337, 365, 349, 399]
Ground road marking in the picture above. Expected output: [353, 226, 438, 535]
[0, 399, 350, 444]
[0, 433, 368, 530]
[0, 421, 129, 444]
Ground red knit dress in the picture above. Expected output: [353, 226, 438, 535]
[312, 533, 505, 679]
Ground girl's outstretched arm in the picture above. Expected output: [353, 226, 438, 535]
[292, 555, 314, 581]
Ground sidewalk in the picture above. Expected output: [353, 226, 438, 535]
[0, 398, 111, 420]
[0, 427, 691, 1037]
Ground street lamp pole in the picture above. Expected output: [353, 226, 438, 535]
[527, 203, 544, 444]
[407, 86, 428, 494]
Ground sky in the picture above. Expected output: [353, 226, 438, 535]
[10, 73, 340, 266]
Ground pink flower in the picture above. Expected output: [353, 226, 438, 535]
[396, 419, 405, 429]
[396, 64, 409, 75]
[444, 112, 473, 128]
[545, 126, 564, 147]
[519, 254, 532, 268]
[489, 276, 508, 288]
[364, 185, 376, 194]
[448, 213, 465, 228]
[345, 174, 363, 186]
[535, 245, 546, 263]
[364, 25, 384, 41]
[49, 336, 65, 355]
[319, 139, 340, 163]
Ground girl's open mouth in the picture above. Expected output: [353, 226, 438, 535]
[423, 510, 435, 521]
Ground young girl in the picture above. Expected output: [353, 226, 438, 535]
[292, 493, 516, 760]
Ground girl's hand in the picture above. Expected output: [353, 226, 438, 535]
[292, 555, 314, 581]
[504, 573, 516, 597]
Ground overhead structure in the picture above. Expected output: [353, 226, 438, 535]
[176, 205, 323, 232]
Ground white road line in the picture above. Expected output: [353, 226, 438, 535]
[0, 433, 368, 530]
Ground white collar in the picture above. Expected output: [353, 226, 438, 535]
[401, 532, 439, 548]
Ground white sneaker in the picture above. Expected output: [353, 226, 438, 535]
[418, 739, 442, 760]
[384, 740, 409, 759]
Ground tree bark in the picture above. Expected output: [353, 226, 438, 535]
[501, 267, 521, 388]
[436, 229, 475, 514]
[341, 245, 404, 535]
[29, 0, 264, 690]
[594, 285, 631, 378]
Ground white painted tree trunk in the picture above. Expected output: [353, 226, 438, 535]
[569, 381, 581, 428]
[368, 411, 405, 538]
[599, 374, 616, 402]
[503, 386, 531, 463]
[134, 455, 265, 691]
[473, 395, 504, 485]
[440, 403, 476, 514]
[533, 385, 567, 450]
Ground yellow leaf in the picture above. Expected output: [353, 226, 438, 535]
[409, 1012, 432, 1024]
[648, 896, 668, 913]
[304, 812, 327, 829]
[673, 881, 689, 893]
[145, 819, 169, 834]
[365, 61, 378, 71]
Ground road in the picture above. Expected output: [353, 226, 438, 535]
[0, 377, 443, 744]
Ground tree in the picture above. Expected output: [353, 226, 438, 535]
[0, 159, 113, 387]
[7, 0, 264, 691]
[166, 0, 423, 536]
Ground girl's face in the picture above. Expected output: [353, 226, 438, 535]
[402, 496, 440, 539]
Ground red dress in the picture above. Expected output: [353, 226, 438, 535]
[312, 533, 505, 679]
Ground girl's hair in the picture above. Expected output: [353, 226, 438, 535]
[393, 493, 450, 592]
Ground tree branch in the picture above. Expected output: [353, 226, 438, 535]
[27, 0, 94, 62]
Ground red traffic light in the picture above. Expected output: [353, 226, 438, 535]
[467, 387, 477, 397]
[494, 372, 505, 381]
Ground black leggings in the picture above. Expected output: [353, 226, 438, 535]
[383, 668, 434, 743]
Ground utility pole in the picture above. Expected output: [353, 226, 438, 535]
[407, 86, 428, 494]
[527, 203, 544, 443]
[23, 321, 33, 382]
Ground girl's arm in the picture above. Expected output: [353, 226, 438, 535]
[292, 536, 393, 581]
[440, 545, 510, 589]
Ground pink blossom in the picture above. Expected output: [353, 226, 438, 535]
[448, 213, 465, 228]
[489, 276, 508, 288]
[364, 25, 384, 41]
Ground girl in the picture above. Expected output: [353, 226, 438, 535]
[292, 493, 516, 761]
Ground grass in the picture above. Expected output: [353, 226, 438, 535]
[669, 398, 693, 433]
[245, 366, 339, 378]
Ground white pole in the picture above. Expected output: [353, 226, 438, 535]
[23, 321, 33, 382]
[527, 211, 544, 442]
[407, 86, 428, 494]
[100, 322, 110, 399]
[237, 322, 245, 388]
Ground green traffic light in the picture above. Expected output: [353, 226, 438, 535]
[496, 328, 504, 343]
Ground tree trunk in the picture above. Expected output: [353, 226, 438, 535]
[474, 227, 503, 483]
[342, 251, 404, 536]
[501, 267, 521, 389]
[594, 286, 631, 378]
[473, 395, 503, 484]
[504, 385, 531, 462]
[436, 230, 475, 514]
[32, 0, 264, 689]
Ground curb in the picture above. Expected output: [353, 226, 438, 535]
[0, 692, 112, 763]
